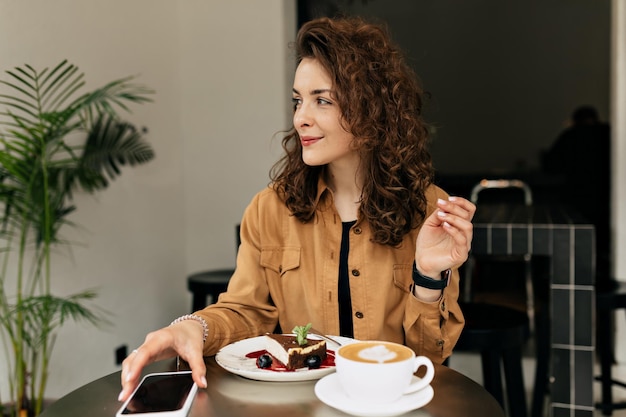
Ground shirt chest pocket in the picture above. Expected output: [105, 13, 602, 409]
[260, 247, 301, 276]
[393, 264, 414, 294]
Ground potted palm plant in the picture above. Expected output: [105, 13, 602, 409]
[0, 60, 154, 417]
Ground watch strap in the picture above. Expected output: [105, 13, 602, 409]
[412, 262, 450, 290]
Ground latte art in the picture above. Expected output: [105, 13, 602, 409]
[339, 341, 412, 363]
[358, 345, 397, 363]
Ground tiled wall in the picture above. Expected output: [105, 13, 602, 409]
[473, 207, 595, 417]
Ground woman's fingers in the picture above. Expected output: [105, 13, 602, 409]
[438, 197, 476, 221]
[415, 196, 476, 274]
[118, 321, 208, 403]
[438, 197, 475, 251]
[119, 348, 148, 402]
[189, 356, 208, 389]
[118, 329, 177, 402]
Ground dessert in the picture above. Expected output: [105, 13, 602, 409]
[263, 324, 327, 370]
[264, 334, 327, 370]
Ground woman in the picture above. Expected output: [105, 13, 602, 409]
[119, 16, 474, 401]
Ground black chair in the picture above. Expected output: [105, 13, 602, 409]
[464, 179, 536, 329]
[454, 179, 547, 417]
[187, 225, 240, 312]
[455, 302, 530, 417]
[595, 279, 626, 415]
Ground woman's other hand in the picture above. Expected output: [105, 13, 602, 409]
[414, 196, 476, 278]
[118, 320, 208, 403]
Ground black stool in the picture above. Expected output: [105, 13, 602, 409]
[596, 279, 626, 415]
[187, 268, 234, 312]
[455, 302, 530, 417]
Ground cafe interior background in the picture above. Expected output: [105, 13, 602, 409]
[0, 0, 625, 403]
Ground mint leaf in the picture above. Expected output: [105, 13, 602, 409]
[292, 323, 312, 346]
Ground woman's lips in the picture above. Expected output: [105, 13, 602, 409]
[300, 136, 321, 146]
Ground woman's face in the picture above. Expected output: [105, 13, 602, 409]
[292, 58, 358, 168]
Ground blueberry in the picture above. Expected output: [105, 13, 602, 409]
[256, 354, 273, 369]
[305, 355, 322, 369]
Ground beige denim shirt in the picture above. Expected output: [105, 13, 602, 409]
[196, 180, 464, 364]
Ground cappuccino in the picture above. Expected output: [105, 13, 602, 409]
[339, 341, 412, 364]
[335, 340, 435, 404]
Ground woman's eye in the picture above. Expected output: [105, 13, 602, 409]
[317, 98, 331, 105]
[291, 97, 302, 108]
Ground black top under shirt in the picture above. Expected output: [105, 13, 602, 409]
[338, 220, 356, 338]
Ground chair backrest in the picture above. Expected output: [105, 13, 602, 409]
[465, 179, 537, 333]
[470, 179, 533, 206]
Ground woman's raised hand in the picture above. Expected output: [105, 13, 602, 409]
[414, 197, 476, 278]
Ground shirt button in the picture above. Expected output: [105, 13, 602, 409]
[436, 339, 444, 347]
[351, 269, 360, 277]
[353, 227, 362, 234]
[355, 312, 364, 319]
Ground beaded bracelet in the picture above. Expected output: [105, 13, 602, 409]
[170, 314, 209, 343]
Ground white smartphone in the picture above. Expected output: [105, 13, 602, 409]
[116, 371, 198, 417]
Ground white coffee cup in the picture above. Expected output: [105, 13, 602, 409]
[335, 340, 435, 405]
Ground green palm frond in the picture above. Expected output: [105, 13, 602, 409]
[11, 291, 109, 347]
[72, 115, 155, 193]
[0, 60, 154, 139]
[0, 61, 82, 132]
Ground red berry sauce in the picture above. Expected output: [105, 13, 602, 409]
[245, 349, 336, 372]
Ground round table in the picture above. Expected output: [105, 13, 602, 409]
[40, 357, 504, 417]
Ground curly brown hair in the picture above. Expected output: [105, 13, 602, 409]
[270, 16, 434, 247]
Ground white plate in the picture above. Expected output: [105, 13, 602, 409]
[215, 335, 356, 382]
[314, 373, 434, 417]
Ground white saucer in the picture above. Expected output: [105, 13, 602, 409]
[314, 373, 434, 417]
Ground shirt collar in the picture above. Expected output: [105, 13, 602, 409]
[314, 175, 331, 208]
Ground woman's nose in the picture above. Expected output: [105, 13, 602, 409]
[294, 105, 312, 127]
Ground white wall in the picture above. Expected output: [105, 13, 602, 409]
[178, 1, 292, 273]
[611, 0, 626, 361]
[0, 0, 295, 399]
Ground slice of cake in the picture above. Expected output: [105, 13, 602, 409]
[264, 334, 327, 370]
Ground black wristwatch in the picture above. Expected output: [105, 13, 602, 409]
[412, 262, 451, 290]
